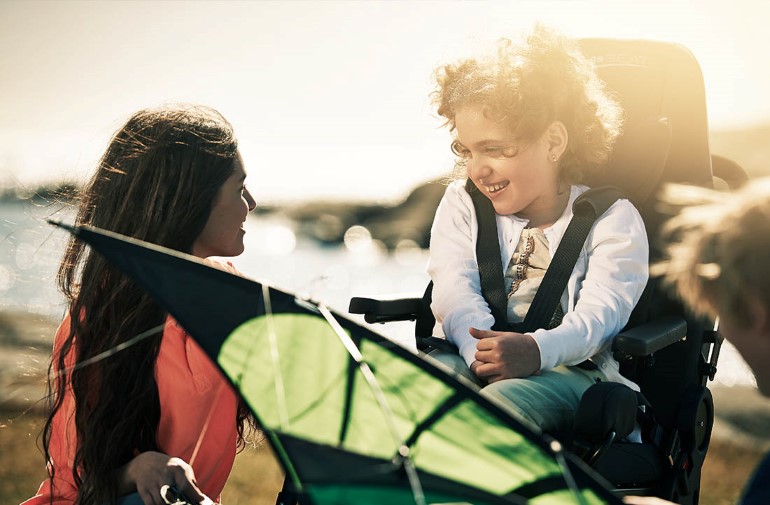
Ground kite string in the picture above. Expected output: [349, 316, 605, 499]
[53, 320, 224, 474]
[316, 303, 427, 505]
[54, 323, 166, 380]
[189, 381, 223, 466]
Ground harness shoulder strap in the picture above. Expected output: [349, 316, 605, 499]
[466, 179, 509, 331]
[469, 181, 625, 333]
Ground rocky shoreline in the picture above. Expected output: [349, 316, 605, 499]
[259, 178, 447, 250]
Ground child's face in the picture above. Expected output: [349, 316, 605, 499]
[453, 105, 562, 220]
[193, 152, 256, 258]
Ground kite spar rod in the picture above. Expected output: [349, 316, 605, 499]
[315, 302, 428, 505]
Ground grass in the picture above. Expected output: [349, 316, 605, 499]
[699, 439, 764, 505]
[0, 410, 285, 504]
[2, 310, 766, 504]
[2, 409, 763, 505]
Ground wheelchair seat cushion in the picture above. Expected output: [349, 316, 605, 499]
[593, 442, 663, 486]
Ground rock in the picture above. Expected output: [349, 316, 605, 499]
[273, 178, 448, 250]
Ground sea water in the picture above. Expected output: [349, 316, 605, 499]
[0, 200, 756, 388]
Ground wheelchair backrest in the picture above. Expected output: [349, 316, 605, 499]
[578, 38, 719, 427]
[579, 38, 714, 227]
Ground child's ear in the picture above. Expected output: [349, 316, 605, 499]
[546, 121, 568, 160]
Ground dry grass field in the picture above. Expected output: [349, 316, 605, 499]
[2, 308, 769, 505]
[2, 410, 765, 505]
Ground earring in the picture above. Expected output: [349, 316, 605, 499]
[550, 154, 558, 162]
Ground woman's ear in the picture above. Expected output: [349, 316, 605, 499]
[546, 121, 568, 161]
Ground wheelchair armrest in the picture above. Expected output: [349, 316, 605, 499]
[348, 296, 423, 324]
[612, 315, 687, 360]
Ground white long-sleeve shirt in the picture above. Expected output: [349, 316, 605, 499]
[427, 181, 649, 390]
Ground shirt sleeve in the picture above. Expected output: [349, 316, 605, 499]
[427, 182, 496, 366]
[531, 199, 649, 370]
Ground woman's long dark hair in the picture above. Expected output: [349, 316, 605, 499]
[43, 104, 250, 504]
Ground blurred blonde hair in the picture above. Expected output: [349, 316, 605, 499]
[432, 24, 623, 183]
[656, 177, 770, 330]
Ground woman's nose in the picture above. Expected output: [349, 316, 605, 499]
[244, 188, 257, 211]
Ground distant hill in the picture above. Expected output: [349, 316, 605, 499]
[710, 123, 770, 179]
[281, 123, 770, 250]
[0, 182, 78, 204]
[275, 178, 448, 250]
[2, 123, 767, 251]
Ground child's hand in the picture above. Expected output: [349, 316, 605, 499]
[470, 327, 541, 382]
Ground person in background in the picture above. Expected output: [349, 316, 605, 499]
[23, 104, 257, 505]
[625, 178, 770, 504]
[426, 24, 649, 433]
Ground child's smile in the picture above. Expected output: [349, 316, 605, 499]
[453, 105, 567, 228]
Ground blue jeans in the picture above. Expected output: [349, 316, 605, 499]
[427, 350, 607, 434]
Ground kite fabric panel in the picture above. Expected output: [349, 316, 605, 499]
[56, 222, 623, 505]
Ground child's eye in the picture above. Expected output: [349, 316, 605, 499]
[485, 146, 519, 158]
[451, 140, 471, 158]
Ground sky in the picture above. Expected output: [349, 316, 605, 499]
[1, 0, 769, 203]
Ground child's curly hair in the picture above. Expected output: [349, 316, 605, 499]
[433, 24, 623, 184]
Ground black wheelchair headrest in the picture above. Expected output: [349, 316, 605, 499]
[585, 116, 672, 206]
[580, 38, 714, 206]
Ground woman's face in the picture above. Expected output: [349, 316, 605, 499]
[192, 152, 256, 258]
[453, 105, 563, 222]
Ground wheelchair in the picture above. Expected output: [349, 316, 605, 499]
[350, 38, 749, 504]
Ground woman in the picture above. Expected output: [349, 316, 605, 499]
[24, 104, 257, 505]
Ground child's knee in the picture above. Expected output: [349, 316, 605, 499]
[481, 380, 544, 430]
[426, 350, 479, 384]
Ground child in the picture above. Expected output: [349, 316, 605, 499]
[625, 178, 770, 504]
[427, 25, 649, 433]
[23, 104, 257, 505]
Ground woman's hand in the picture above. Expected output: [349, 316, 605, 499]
[470, 327, 541, 382]
[119, 451, 213, 505]
[622, 496, 676, 505]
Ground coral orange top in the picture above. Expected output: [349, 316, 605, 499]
[23, 305, 239, 504]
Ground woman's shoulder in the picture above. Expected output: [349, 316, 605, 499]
[202, 258, 242, 276]
[161, 259, 244, 337]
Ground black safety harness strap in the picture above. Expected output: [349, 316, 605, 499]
[466, 179, 625, 335]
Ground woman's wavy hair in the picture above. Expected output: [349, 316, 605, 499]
[433, 24, 623, 184]
[43, 104, 252, 504]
